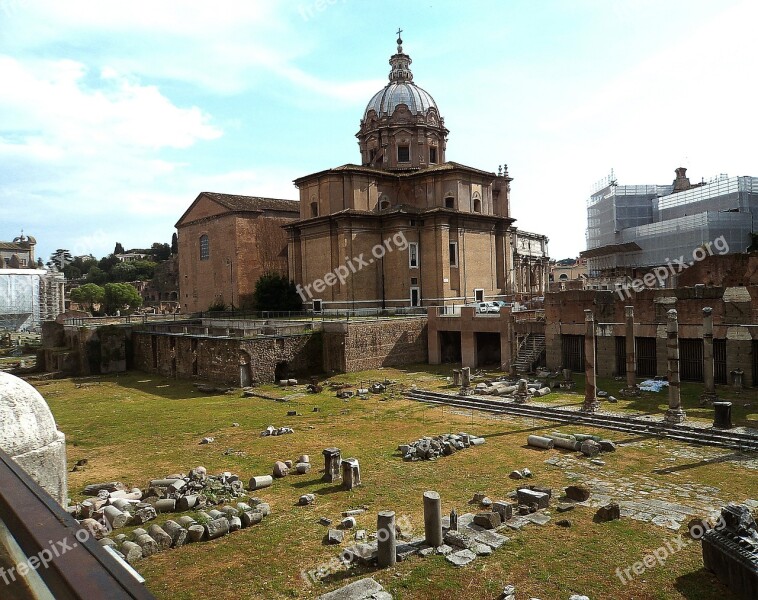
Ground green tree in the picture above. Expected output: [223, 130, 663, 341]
[131, 260, 157, 280]
[171, 232, 178, 255]
[70, 283, 105, 313]
[103, 283, 142, 315]
[86, 266, 109, 285]
[150, 242, 171, 262]
[111, 262, 137, 281]
[252, 273, 303, 312]
[47, 249, 72, 271]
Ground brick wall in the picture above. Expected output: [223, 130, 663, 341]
[324, 318, 428, 373]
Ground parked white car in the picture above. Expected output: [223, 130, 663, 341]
[475, 301, 501, 313]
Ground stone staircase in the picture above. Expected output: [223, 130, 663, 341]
[513, 333, 545, 373]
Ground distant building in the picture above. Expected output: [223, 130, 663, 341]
[549, 257, 587, 291]
[0, 233, 36, 269]
[175, 192, 299, 312]
[509, 229, 549, 297]
[115, 253, 149, 263]
[0, 269, 65, 331]
[582, 168, 758, 285]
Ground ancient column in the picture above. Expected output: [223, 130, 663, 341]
[449, 508, 458, 532]
[622, 306, 638, 395]
[582, 309, 599, 412]
[423, 491, 443, 548]
[322, 448, 342, 482]
[700, 307, 717, 404]
[377, 511, 396, 568]
[664, 309, 686, 423]
[341, 458, 361, 490]
[461, 367, 471, 387]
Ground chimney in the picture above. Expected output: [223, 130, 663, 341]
[672, 167, 692, 193]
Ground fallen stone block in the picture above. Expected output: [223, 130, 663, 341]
[120, 541, 143, 564]
[516, 489, 549, 510]
[595, 503, 621, 522]
[565, 485, 591, 502]
[446, 548, 477, 567]
[205, 517, 230, 540]
[316, 577, 387, 600]
[249, 475, 273, 490]
[147, 524, 172, 551]
[473, 512, 501, 530]
[162, 520, 187, 547]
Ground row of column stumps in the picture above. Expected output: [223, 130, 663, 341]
[377, 491, 446, 568]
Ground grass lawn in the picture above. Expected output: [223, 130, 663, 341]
[36, 367, 758, 600]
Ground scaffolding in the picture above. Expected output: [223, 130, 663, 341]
[585, 174, 758, 274]
[0, 269, 65, 332]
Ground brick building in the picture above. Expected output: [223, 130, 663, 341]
[285, 35, 544, 310]
[176, 192, 299, 313]
[545, 286, 758, 386]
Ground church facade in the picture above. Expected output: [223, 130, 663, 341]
[285, 35, 532, 310]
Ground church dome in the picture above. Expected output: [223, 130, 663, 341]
[364, 82, 438, 119]
[362, 34, 441, 120]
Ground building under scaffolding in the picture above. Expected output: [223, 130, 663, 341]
[583, 168, 758, 280]
[0, 269, 65, 331]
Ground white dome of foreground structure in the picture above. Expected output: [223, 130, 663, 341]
[0, 372, 67, 505]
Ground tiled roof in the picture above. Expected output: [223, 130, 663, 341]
[0, 242, 27, 251]
[200, 192, 299, 213]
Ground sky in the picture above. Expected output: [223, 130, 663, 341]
[2, 0, 757, 263]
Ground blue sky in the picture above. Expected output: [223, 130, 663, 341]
[1, 0, 756, 263]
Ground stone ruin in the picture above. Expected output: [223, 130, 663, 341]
[71, 468, 272, 565]
[398, 432, 485, 461]
[526, 432, 616, 456]
[475, 377, 551, 401]
[260, 425, 294, 437]
[702, 503, 758, 599]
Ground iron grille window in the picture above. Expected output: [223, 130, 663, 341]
[714, 339, 727, 385]
[680, 339, 704, 382]
[615, 336, 626, 376]
[199, 235, 209, 261]
[561, 334, 584, 372]
[636, 337, 657, 377]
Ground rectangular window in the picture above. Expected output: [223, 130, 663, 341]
[410, 277, 418, 285]
[474, 288, 484, 302]
[429, 147, 437, 163]
[199, 235, 209, 261]
[410, 287, 420, 307]
[398, 145, 410, 162]
[409, 242, 418, 268]
[312, 299, 323, 313]
[449, 242, 458, 267]
[445, 197, 454, 209]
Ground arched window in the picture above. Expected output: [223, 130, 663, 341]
[473, 198, 482, 213]
[379, 195, 390, 210]
[310, 202, 319, 217]
[199, 235, 209, 260]
[559, 273, 568, 281]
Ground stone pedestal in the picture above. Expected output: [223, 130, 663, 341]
[702, 504, 758, 600]
[713, 402, 733, 429]
[452, 370, 461, 386]
[322, 447, 341, 483]
[732, 369, 744, 392]
[664, 309, 686, 424]
[377, 511, 396, 568]
[461, 367, 471, 387]
[341, 458, 361, 490]
[582, 310, 600, 412]
[423, 491, 443, 548]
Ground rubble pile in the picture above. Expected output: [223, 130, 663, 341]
[72, 467, 249, 533]
[90, 498, 271, 565]
[398, 432, 485, 461]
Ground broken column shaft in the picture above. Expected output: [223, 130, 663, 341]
[582, 309, 599, 412]
[423, 491, 443, 548]
[665, 309, 686, 423]
[377, 511, 396, 568]
[701, 307, 717, 404]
